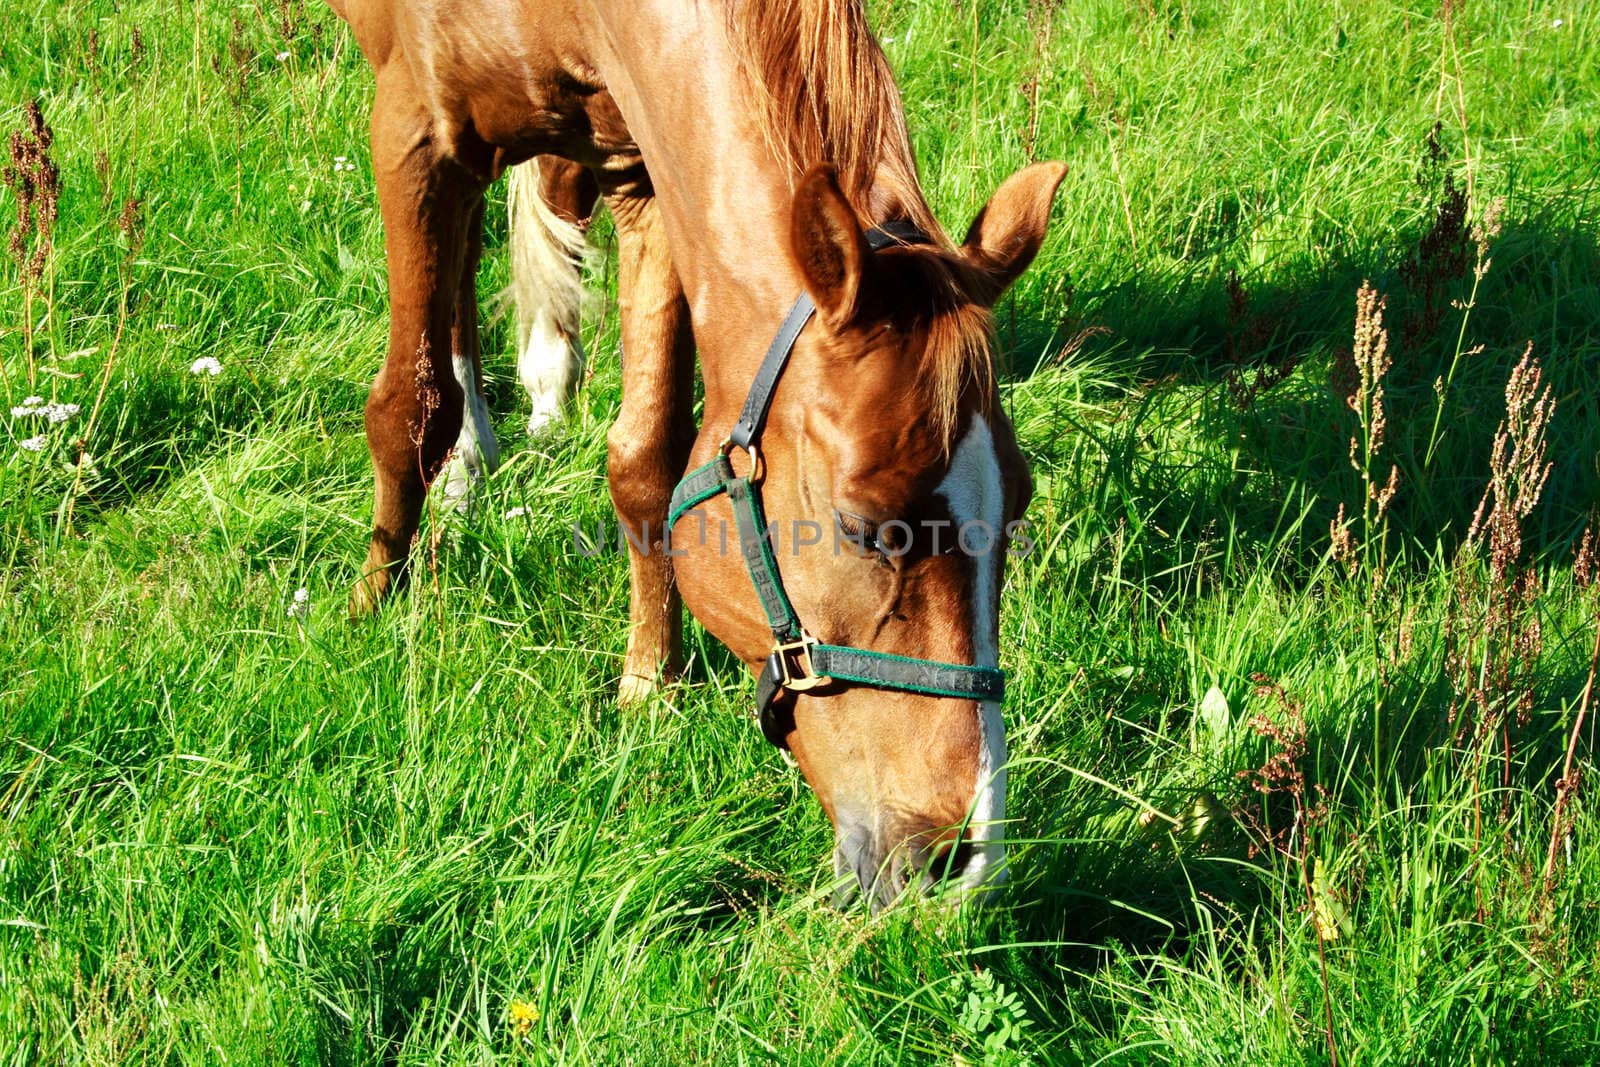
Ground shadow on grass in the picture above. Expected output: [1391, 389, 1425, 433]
[988, 625, 1599, 1004]
[1009, 208, 1600, 577]
[962, 199, 1600, 1044]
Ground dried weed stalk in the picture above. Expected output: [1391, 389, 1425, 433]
[1424, 192, 1504, 470]
[1235, 676, 1339, 1067]
[1330, 283, 1399, 581]
[1224, 270, 1300, 410]
[1021, 0, 1061, 162]
[3, 101, 62, 387]
[1543, 597, 1597, 899]
[1535, 520, 1600, 924]
[1401, 123, 1471, 353]
[1446, 346, 1554, 847]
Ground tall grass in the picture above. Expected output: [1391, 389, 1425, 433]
[2, 0, 1598, 1062]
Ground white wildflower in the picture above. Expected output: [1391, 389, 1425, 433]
[504, 506, 528, 520]
[18, 435, 47, 453]
[287, 587, 310, 619]
[190, 356, 223, 377]
[1553, 19, 1564, 28]
[276, 50, 291, 61]
[11, 398, 79, 422]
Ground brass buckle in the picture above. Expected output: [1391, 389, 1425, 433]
[719, 435, 764, 483]
[773, 633, 830, 691]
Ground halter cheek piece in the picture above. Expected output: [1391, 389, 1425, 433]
[666, 221, 1006, 749]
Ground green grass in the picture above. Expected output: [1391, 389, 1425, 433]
[3, 0, 1600, 1061]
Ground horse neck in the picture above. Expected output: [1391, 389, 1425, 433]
[586, 1, 918, 421]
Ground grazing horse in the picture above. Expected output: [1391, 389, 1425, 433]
[329, 0, 1065, 908]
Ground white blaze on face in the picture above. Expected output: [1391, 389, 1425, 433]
[934, 416, 1008, 891]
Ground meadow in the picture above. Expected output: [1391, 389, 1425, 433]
[2, 0, 1599, 1062]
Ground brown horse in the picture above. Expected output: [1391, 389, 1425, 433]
[329, 0, 1064, 908]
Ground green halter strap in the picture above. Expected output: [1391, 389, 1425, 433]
[666, 223, 1006, 749]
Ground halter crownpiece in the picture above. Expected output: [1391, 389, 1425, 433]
[666, 222, 1007, 749]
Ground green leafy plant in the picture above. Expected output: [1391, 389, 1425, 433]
[954, 967, 1032, 1065]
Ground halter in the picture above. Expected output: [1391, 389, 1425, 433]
[666, 222, 1006, 749]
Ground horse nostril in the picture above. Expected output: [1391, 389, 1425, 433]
[921, 840, 974, 887]
[834, 820, 891, 909]
[861, 855, 901, 912]
[835, 821, 984, 909]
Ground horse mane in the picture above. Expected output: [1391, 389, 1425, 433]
[722, 0, 938, 235]
[722, 0, 996, 446]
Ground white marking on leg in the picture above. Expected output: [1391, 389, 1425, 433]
[437, 353, 499, 514]
[934, 417, 1008, 893]
[518, 312, 584, 437]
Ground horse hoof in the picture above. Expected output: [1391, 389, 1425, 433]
[526, 399, 567, 438]
[434, 454, 478, 516]
[348, 572, 392, 618]
[617, 673, 658, 706]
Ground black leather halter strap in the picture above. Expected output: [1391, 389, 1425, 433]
[666, 221, 1006, 750]
[729, 220, 928, 452]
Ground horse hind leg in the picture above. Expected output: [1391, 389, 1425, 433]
[440, 157, 597, 513]
[435, 196, 499, 515]
[350, 73, 484, 615]
[505, 156, 600, 437]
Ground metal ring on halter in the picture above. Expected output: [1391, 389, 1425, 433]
[719, 434, 763, 484]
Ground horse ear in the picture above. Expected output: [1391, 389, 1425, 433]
[961, 161, 1067, 304]
[790, 164, 871, 327]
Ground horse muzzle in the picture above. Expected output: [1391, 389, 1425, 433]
[830, 810, 1004, 911]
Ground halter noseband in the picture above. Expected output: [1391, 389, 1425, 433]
[665, 222, 1006, 749]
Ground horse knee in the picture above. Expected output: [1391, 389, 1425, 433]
[365, 359, 466, 484]
[606, 422, 674, 532]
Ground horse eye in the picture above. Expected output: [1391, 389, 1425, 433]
[835, 511, 883, 554]
[835, 510, 911, 558]
[875, 521, 907, 554]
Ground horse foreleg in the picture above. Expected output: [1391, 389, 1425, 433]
[604, 190, 695, 703]
[350, 72, 484, 614]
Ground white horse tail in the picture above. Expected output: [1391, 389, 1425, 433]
[503, 158, 589, 435]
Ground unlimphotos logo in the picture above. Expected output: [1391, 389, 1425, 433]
[572, 511, 1034, 558]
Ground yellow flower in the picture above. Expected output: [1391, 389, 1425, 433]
[509, 998, 539, 1038]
